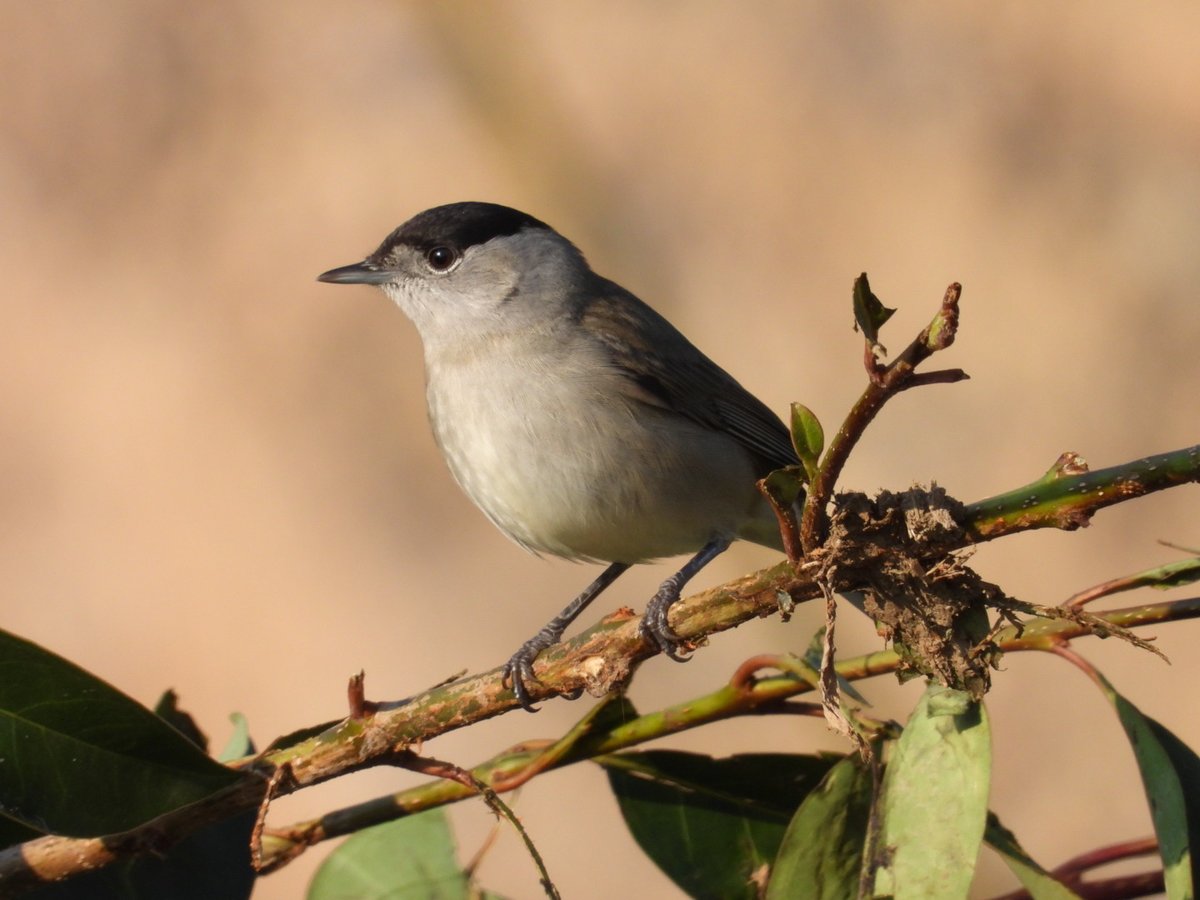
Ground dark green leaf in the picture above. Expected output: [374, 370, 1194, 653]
[602, 751, 837, 900]
[766, 753, 873, 899]
[154, 690, 208, 751]
[0, 629, 241, 836]
[852, 273, 895, 348]
[0, 812, 42, 850]
[24, 810, 256, 900]
[870, 684, 991, 897]
[984, 812, 1082, 899]
[307, 808, 470, 900]
[1091, 671, 1200, 898]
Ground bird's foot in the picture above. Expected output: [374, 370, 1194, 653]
[502, 629, 562, 711]
[641, 582, 693, 662]
[503, 561, 631, 710]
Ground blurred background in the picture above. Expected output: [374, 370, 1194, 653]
[2, 3, 1198, 897]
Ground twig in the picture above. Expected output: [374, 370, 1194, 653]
[1066, 555, 1200, 609]
[392, 751, 560, 900]
[800, 280, 965, 554]
[249, 766, 289, 871]
[1053, 836, 1158, 879]
[988, 836, 1161, 900]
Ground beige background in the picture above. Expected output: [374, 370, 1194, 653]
[3, 3, 1199, 897]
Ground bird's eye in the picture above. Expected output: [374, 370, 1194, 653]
[425, 246, 458, 271]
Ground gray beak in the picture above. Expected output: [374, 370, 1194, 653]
[317, 261, 393, 285]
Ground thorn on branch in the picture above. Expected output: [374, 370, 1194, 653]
[347, 671, 378, 720]
[898, 369, 970, 391]
[1048, 451, 1090, 478]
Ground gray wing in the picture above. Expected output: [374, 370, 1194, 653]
[578, 278, 799, 474]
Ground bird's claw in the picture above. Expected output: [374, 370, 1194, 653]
[642, 587, 693, 662]
[503, 649, 543, 712]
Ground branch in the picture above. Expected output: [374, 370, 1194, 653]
[2, 451, 1194, 893]
[963, 445, 1200, 540]
[256, 595, 1200, 871]
[8, 593, 1198, 891]
[0, 778, 269, 897]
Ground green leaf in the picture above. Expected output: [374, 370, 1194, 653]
[870, 683, 991, 898]
[852, 273, 896, 349]
[1138, 557, 1200, 591]
[1090, 671, 1200, 899]
[0, 629, 242, 836]
[1069, 556, 1200, 607]
[789, 402, 824, 482]
[13, 693, 257, 898]
[218, 713, 255, 763]
[307, 808, 471, 900]
[984, 812, 1082, 900]
[767, 753, 874, 899]
[602, 750, 837, 900]
[759, 466, 807, 509]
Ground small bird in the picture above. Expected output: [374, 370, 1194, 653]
[318, 202, 799, 709]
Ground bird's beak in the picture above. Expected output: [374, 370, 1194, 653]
[316, 261, 393, 285]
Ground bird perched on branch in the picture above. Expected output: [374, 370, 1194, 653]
[319, 202, 798, 709]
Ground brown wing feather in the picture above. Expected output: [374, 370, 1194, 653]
[577, 278, 798, 475]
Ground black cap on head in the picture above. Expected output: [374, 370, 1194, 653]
[371, 202, 552, 262]
[317, 203, 557, 285]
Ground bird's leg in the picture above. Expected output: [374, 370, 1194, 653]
[642, 535, 733, 661]
[504, 561, 631, 710]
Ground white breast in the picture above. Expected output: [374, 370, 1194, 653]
[423, 334, 774, 564]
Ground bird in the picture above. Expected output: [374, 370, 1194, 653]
[318, 202, 799, 709]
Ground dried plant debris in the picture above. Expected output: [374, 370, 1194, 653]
[821, 485, 1163, 699]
